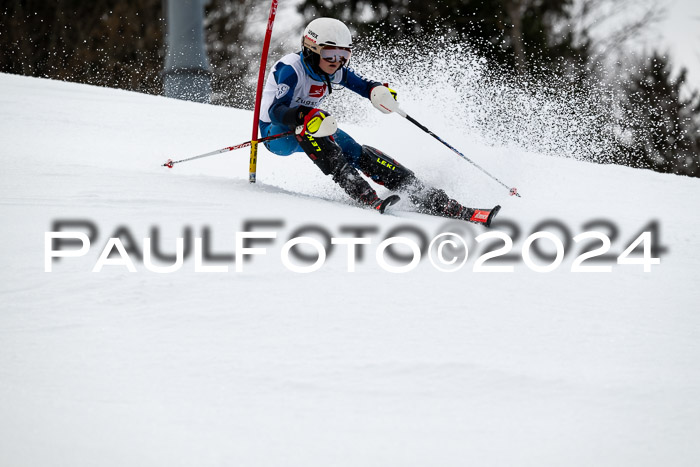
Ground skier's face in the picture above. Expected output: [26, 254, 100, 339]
[318, 47, 350, 74]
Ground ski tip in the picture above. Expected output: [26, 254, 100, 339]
[376, 194, 401, 214]
[485, 205, 501, 228]
[466, 204, 501, 227]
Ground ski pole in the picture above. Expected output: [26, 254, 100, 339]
[395, 107, 521, 197]
[162, 130, 294, 168]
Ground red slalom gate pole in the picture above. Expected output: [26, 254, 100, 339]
[248, 0, 279, 183]
[163, 130, 293, 168]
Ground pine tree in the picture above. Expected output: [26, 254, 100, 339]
[618, 52, 700, 177]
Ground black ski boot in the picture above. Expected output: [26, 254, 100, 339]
[410, 188, 501, 227]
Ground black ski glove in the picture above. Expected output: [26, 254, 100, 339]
[281, 105, 315, 128]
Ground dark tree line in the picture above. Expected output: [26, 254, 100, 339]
[0, 0, 165, 94]
[1, 0, 698, 177]
[0, 0, 266, 103]
[298, 0, 589, 78]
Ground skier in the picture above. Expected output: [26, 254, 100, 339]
[259, 17, 500, 226]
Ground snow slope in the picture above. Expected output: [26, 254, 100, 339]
[1, 72, 700, 466]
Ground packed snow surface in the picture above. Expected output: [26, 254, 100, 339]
[1, 72, 699, 466]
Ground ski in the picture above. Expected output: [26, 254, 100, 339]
[465, 204, 501, 227]
[373, 194, 401, 214]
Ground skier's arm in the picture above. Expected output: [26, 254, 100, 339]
[342, 67, 383, 99]
[343, 67, 399, 113]
[268, 64, 313, 128]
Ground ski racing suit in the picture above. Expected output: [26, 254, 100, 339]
[258, 51, 476, 219]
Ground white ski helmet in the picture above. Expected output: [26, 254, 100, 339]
[302, 17, 353, 54]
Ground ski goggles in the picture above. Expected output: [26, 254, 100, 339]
[320, 47, 352, 64]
